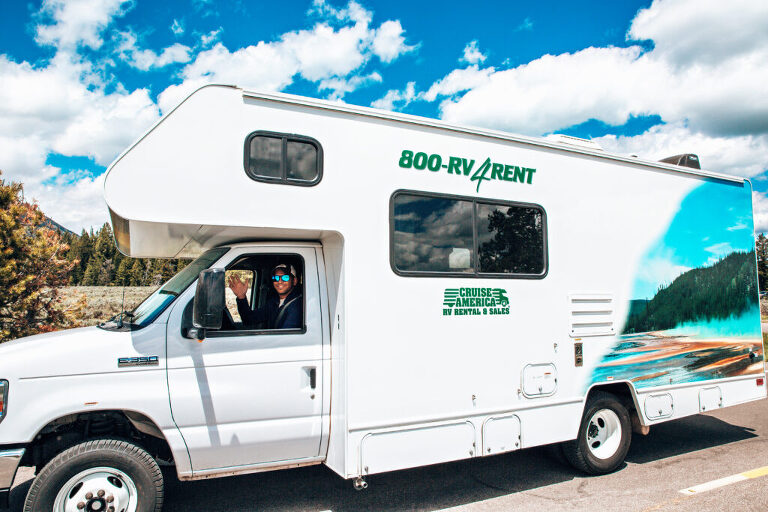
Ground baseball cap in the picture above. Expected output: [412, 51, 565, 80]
[272, 263, 297, 277]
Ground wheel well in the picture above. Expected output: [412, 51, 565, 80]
[21, 410, 174, 470]
[586, 382, 640, 417]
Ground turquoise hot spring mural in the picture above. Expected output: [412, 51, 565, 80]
[592, 180, 764, 388]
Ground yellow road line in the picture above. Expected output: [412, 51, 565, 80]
[680, 465, 768, 495]
[741, 466, 768, 479]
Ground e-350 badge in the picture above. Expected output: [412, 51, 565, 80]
[118, 356, 159, 367]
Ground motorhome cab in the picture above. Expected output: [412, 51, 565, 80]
[0, 85, 765, 511]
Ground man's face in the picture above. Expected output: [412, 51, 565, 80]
[272, 269, 295, 298]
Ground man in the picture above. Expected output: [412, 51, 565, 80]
[227, 263, 303, 329]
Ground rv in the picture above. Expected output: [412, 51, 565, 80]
[0, 84, 765, 511]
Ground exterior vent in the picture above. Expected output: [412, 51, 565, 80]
[568, 294, 615, 337]
[659, 153, 700, 169]
[548, 134, 603, 152]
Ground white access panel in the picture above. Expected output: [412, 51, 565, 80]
[645, 393, 674, 420]
[360, 422, 475, 475]
[522, 363, 557, 397]
[699, 387, 723, 412]
[482, 415, 521, 455]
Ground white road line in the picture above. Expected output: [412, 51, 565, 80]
[680, 466, 768, 495]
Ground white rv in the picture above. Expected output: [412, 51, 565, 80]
[0, 84, 765, 511]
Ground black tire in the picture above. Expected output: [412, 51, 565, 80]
[563, 391, 632, 475]
[24, 439, 163, 512]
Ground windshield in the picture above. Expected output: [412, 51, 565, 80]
[110, 247, 229, 329]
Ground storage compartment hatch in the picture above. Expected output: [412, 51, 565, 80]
[522, 363, 557, 397]
[482, 415, 521, 455]
[360, 422, 476, 475]
[699, 387, 722, 412]
[644, 393, 674, 420]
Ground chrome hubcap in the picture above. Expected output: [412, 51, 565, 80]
[54, 467, 138, 512]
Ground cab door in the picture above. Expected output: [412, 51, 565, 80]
[165, 245, 327, 472]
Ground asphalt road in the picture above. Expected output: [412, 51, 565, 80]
[7, 389, 768, 512]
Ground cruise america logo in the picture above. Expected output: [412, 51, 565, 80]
[398, 150, 536, 192]
[442, 288, 510, 316]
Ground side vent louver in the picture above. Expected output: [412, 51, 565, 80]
[569, 294, 615, 337]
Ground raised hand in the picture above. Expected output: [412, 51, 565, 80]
[227, 274, 248, 299]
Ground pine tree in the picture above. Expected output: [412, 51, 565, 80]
[129, 259, 144, 286]
[82, 256, 101, 286]
[756, 233, 767, 292]
[0, 172, 80, 342]
[115, 258, 131, 286]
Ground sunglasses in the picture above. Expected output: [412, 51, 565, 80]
[272, 274, 292, 282]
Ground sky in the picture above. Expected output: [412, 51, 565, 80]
[1, 0, 768, 233]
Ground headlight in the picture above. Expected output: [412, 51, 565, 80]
[0, 380, 7, 423]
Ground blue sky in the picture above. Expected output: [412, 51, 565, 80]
[1, 0, 767, 232]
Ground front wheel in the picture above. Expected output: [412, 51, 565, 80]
[24, 439, 163, 512]
[563, 391, 632, 475]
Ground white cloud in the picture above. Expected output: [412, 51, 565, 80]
[192, 0, 218, 18]
[0, 51, 160, 230]
[372, 20, 416, 63]
[30, 171, 109, 232]
[116, 31, 192, 71]
[438, 46, 660, 136]
[200, 28, 222, 48]
[427, 0, 768, 147]
[460, 40, 486, 65]
[628, 0, 768, 66]
[371, 81, 416, 110]
[594, 123, 768, 178]
[319, 71, 382, 100]
[51, 88, 159, 165]
[422, 65, 494, 102]
[171, 19, 184, 36]
[160, 1, 416, 113]
[35, 0, 132, 50]
[752, 192, 768, 233]
[281, 22, 370, 81]
[308, 0, 371, 25]
[516, 17, 533, 32]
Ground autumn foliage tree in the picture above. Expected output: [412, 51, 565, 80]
[0, 172, 80, 343]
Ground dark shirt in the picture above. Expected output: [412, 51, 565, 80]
[235, 287, 303, 330]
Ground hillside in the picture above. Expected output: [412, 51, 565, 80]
[623, 250, 758, 334]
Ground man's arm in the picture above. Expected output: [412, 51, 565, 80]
[236, 298, 267, 328]
[229, 275, 266, 329]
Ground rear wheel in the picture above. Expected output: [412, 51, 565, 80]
[563, 391, 632, 475]
[24, 439, 163, 512]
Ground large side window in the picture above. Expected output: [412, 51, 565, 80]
[244, 131, 322, 186]
[391, 190, 547, 278]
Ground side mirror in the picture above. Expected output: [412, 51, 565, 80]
[192, 269, 225, 338]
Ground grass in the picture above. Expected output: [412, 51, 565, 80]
[59, 285, 244, 326]
[60, 286, 158, 327]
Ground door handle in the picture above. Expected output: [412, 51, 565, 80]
[309, 368, 317, 389]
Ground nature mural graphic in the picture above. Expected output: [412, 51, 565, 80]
[592, 180, 764, 388]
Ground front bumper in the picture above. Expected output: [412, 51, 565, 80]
[0, 448, 24, 509]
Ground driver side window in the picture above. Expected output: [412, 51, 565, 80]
[214, 253, 305, 334]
